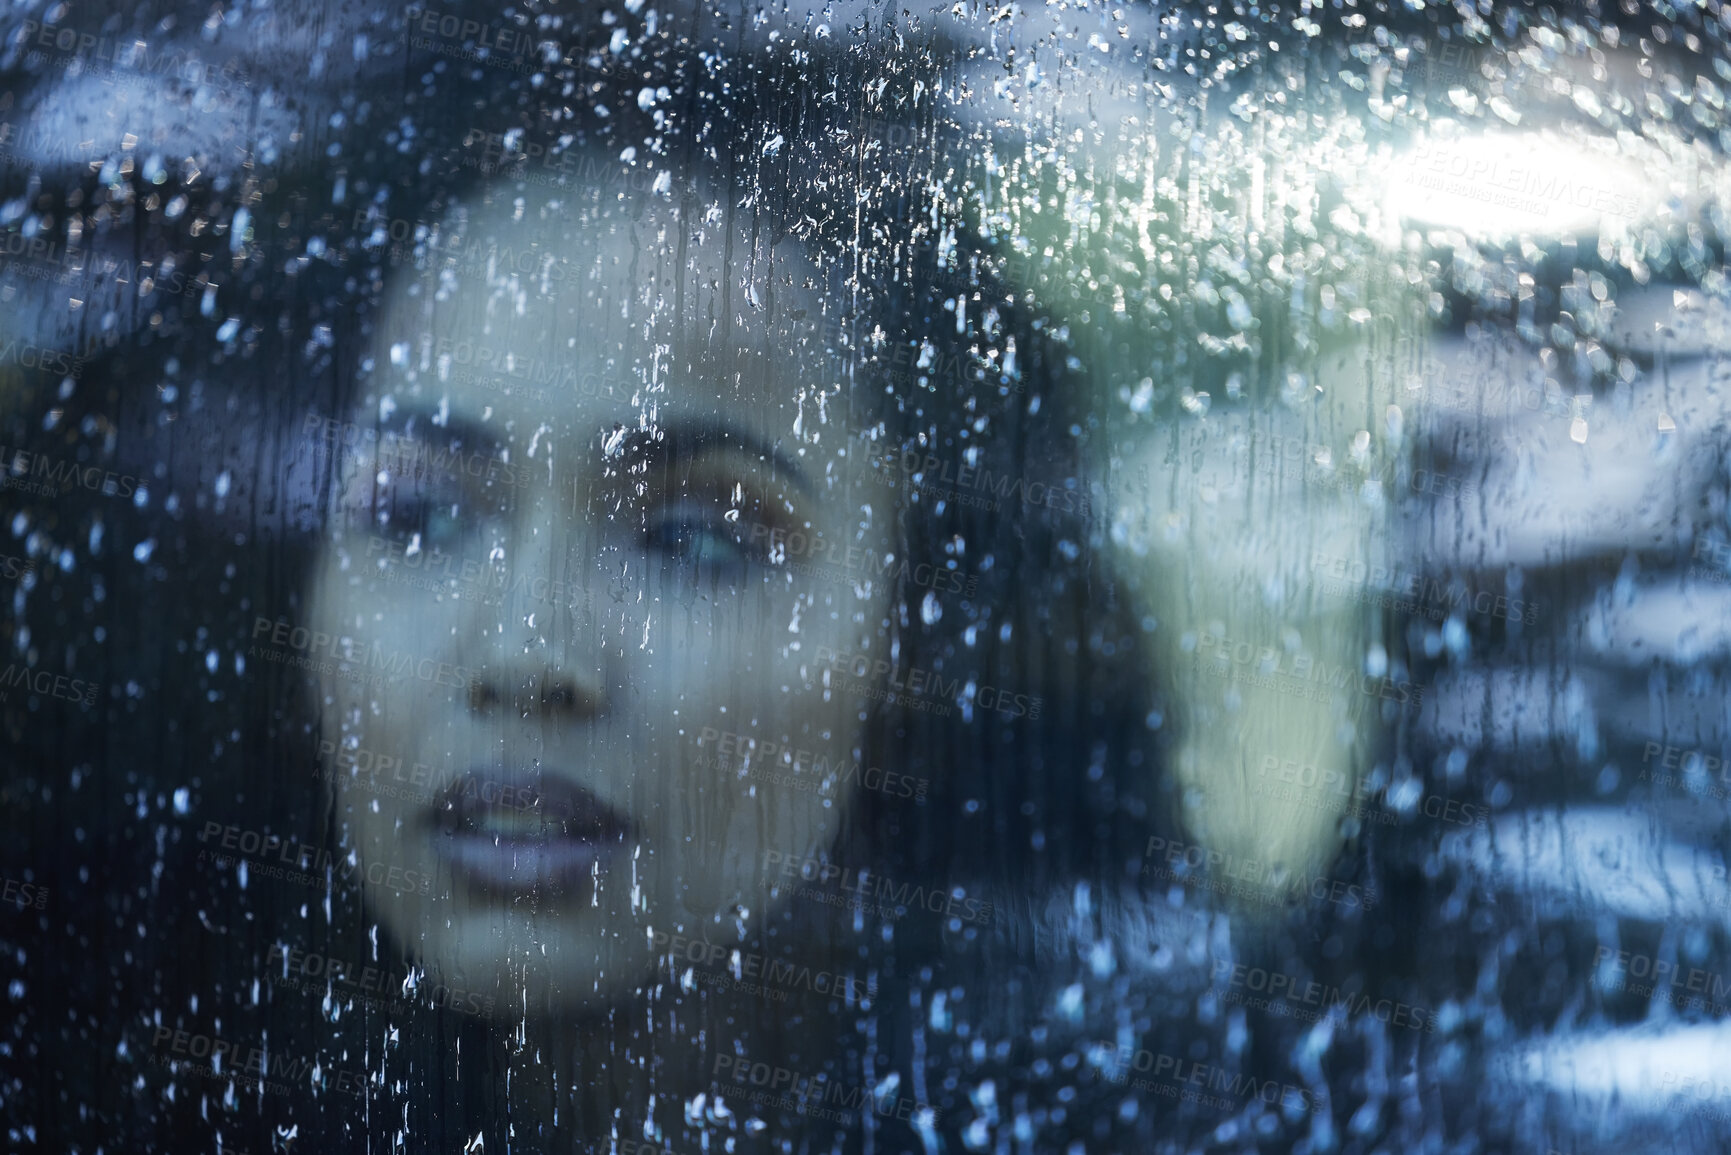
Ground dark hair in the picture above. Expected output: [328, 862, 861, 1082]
[0, 40, 1203, 1154]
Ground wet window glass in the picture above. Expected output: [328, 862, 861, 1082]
[2, 1, 1728, 1151]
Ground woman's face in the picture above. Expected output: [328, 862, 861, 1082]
[307, 192, 898, 1010]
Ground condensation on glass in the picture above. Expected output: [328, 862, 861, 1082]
[0, 2, 1727, 1152]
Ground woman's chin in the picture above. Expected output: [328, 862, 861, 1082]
[384, 907, 655, 1015]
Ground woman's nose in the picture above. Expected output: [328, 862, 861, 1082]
[459, 485, 608, 721]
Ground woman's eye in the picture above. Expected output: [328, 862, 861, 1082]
[647, 508, 754, 571]
[404, 500, 466, 551]
[373, 482, 477, 553]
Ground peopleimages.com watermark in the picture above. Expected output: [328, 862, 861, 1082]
[1197, 429, 1442, 503]
[2, 876, 47, 910]
[0, 443, 136, 505]
[0, 121, 100, 169]
[1142, 835, 1379, 913]
[196, 820, 434, 897]
[824, 326, 1023, 396]
[587, 1141, 684, 1155]
[0, 337, 87, 383]
[347, 206, 581, 282]
[457, 128, 669, 193]
[1308, 550, 1542, 626]
[1213, 960, 1436, 1034]
[1689, 537, 1731, 588]
[0, 661, 100, 707]
[711, 1052, 940, 1127]
[649, 929, 871, 1004]
[806, 647, 957, 719]
[0, 231, 87, 288]
[1638, 739, 1731, 801]
[1248, 755, 1489, 830]
[1190, 629, 1424, 714]
[1595, 946, 1731, 1012]
[267, 941, 495, 1018]
[314, 739, 574, 819]
[739, 518, 977, 600]
[1395, 140, 1645, 222]
[247, 616, 479, 691]
[858, 441, 1091, 517]
[762, 850, 993, 927]
[1653, 1069, 1731, 1127]
[1403, 37, 1491, 87]
[411, 334, 616, 402]
[810, 646, 1043, 720]
[363, 534, 596, 611]
[694, 727, 930, 803]
[7, 19, 253, 92]
[1246, 758, 1395, 829]
[303, 413, 531, 490]
[0, 231, 219, 301]
[149, 1026, 365, 1098]
[401, 5, 616, 84]
[404, 6, 548, 64]
[1090, 1041, 1316, 1115]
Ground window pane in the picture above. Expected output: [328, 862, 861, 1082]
[2, 3, 1727, 1152]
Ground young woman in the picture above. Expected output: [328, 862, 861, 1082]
[275, 121, 1233, 1151]
[289, 83, 1270, 1139]
[0, 62, 1217, 1155]
[299, 168, 919, 1145]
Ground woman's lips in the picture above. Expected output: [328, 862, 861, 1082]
[430, 771, 633, 892]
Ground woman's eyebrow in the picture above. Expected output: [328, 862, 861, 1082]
[384, 407, 508, 457]
[620, 423, 814, 494]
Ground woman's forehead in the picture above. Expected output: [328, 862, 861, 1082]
[368, 198, 843, 444]
[367, 341, 832, 448]
[430, 190, 829, 289]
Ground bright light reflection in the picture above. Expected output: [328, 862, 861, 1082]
[1377, 130, 1655, 242]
